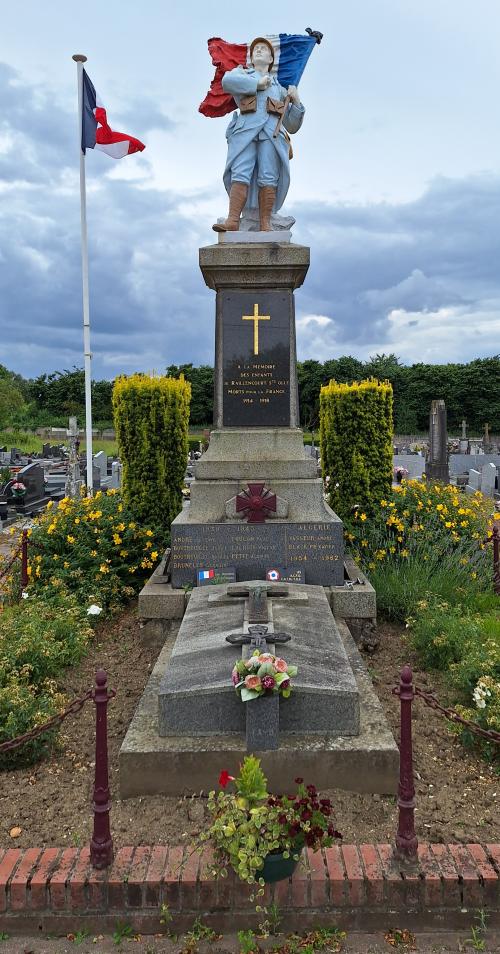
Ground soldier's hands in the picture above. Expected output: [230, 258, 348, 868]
[257, 74, 272, 90]
[287, 85, 301, 105]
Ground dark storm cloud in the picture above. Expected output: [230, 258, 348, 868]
[1, 59, 499, 377]
[292, 173, 500, 359]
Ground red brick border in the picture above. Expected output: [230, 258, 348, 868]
[0, 843, 498, 935]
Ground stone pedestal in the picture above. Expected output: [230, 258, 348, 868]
[170, 243, 344, 588]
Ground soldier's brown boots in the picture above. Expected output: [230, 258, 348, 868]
[258, 186, 276, 231]
[212, 182, 248, 232]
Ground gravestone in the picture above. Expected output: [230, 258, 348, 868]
[481, 462, 497, 497]
[425, 399, 449, 482]
[4, 462, 49, 514]
[65, 416, 83, 498]
[93, 450, 108, 481]
[466, 468, 482, 494]
[109, 460, 122, 489]
[170, 244, 344, 587]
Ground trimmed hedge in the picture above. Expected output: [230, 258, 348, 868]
[320, 378, 393, 520]
[112, 373, 191, 529]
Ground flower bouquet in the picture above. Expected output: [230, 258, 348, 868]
[232, 651, 297, 702]
[199, 756, 341, 890]
[10, 480, 27, 499]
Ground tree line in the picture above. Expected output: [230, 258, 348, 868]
[1, 355, 499, 433]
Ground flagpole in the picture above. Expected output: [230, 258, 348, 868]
[73, 53, 94, 497]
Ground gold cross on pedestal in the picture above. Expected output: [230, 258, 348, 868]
[242, 303, 270, 355]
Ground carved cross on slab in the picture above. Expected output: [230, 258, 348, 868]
[225, 583, 294, 754]
[226, 623, 291, 650]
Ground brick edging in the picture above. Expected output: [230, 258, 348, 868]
[1, 843, 499, 934]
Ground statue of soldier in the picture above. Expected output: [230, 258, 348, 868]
[213, 37, 304, 233]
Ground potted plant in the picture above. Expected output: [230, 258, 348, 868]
[199, 756, 341, 892]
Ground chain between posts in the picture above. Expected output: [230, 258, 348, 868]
[0, 690, 93, 753]
[413, 685, 500, 744]
[0, 542, 23, 583]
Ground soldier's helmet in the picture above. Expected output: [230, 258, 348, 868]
[249, 37, 275, 72]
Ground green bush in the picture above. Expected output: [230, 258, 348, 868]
[9, 489, 165, 613]
[345, 479, 494, 621]
[0, 590, 92, 685]
[0, 678, 66, 767]
[408, 596, 500, 763]
[113, 373, 191, 530]
[320, 378, 393, 520]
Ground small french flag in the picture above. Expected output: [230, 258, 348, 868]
[82, 69, 145, 158]
[198, 569, 215, 581]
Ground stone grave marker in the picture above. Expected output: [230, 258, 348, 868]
[94, 450, 108, 480]
[425, 399, 449, 482]
[466, 468, 482, 494]
[481, 462, 497, 497]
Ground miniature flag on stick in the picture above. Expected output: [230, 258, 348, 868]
[199, 29, 322, 118]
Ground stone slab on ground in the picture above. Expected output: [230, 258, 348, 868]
[327, 559, 377, 619]
[138, 579, 187, 620]
[158, 582, 359, 739]
[120, 614, 398, 797]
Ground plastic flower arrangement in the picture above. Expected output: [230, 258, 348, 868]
[199, 756, 341, 891]
[232, 651, 298, 701]
[10, 480, 26, 498]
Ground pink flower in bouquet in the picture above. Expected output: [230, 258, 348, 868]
[262, 675, 275, 690]
[257, 653, 273, 664]
[245, 674, 262, 690]
[274, 657, 288, 673]
[231, 668, 240, 686]
[246, 656, 260, 669]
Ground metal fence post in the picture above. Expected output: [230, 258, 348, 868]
[493, 524, 500, 596]
[90, 669, 114, 869]
[21, 530, 28, 589]
[395, 664, 418, 860]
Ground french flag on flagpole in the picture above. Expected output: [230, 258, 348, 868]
[199, 30, 321, 118]
[81, 69, 145, 158]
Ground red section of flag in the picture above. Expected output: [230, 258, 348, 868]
[199, 37, 247, 118]
[95, 106, 145, 155]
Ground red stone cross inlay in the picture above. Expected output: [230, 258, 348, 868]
[235, 482, 277, 524]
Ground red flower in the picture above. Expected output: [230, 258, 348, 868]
[218, 770, 235, 788]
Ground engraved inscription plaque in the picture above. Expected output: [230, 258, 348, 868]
[221, 290, 291, 427]
[170, 521, 344, 588]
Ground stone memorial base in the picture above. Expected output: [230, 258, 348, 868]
[120, 606, 398, 797]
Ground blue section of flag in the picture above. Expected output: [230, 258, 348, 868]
[276, 34, 317, 88]
[81, 69, 97, 153]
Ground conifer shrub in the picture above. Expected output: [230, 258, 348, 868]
[112, 373, 191, 530]
[319, 378, 393, 520]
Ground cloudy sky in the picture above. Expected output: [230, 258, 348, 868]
[1, 0, 499, 380]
